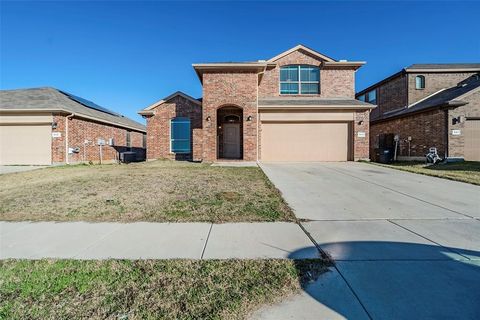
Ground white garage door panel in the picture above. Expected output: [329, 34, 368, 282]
[0, 125, 52, 165]
[261, 122, 351, 162]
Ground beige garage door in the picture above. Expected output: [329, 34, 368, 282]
[465, 119, 480, 161]
[261, 122, 352, 161]
[0, 125, 52, 165]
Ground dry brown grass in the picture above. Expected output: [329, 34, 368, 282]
[0, 259, 328, 320]
[0, 161, 294, 222]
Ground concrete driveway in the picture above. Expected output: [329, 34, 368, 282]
[256, 162, 480, 319]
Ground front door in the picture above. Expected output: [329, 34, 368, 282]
[223, 123, 241, 159]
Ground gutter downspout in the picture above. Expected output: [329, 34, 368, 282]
[65, 113, 75, 164]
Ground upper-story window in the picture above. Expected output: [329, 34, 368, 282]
[367, 89, 376, 104]
[415, 75, 425, 89]
[357, 89, 377, 104]
[280, 65, 320, 94]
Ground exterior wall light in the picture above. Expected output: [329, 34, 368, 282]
[206, 116, 211, 122]
[358, 120, 364, 125]
[246, 116, 253, 121]
[51, 122, 58, 129]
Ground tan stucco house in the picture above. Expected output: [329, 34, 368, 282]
[0, 87, 146, 165]
[140, 45, 375, 162]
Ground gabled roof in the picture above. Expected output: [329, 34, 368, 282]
[268, 44, 336, 62]
[372, 76, 480, 123]
[138, 91, 201, 116]
[0, 87, 146, 132]
[192, 45, 365, 82]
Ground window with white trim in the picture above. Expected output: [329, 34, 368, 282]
[170, 117, 191, 153]
[280, 65, 320, 94]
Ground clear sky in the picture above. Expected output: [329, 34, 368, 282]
[1, 1, 479, 123]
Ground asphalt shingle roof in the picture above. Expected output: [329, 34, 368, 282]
[406, 63, 480, 70]
[372, 76, 480, 122]
[0, 87, 146, 132]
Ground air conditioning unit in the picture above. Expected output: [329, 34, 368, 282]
[120, 151, 137, 163]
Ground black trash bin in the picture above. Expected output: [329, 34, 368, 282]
[374, 148, 394, 164]
[120, 151, 137, 163]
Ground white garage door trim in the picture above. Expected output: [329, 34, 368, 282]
[260, 121, 353, 162]
[0, 124, 52, 165]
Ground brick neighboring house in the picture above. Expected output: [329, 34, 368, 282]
[356, 64, 480, 161]
[140, 45, 375, 162]
[0, 87, 146, 165]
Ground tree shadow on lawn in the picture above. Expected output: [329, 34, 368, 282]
[287, 242, 480, 320]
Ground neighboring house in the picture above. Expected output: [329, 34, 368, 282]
[0, 87, 146, 165]
[139, 45, 375, 162]
[356, 64, 480, 161]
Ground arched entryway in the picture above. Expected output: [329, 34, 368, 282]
[217, 106, 243, 159]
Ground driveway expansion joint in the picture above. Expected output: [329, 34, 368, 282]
[297, 221, 331, 261]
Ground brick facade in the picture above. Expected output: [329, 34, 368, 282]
[202, 71, 258, 162]
[370, 109, 448, 158]
[364, 68, 480, 161]
[353, 110, 370, 160]
[408, 72, 477, 105]
[51, 113, 145, 164]
[448, 90, 480, 157]
[258, 49, 356, 98]
[52, 114, 67, 163]
[370, 74, 408, 119]
[144, 95, 202, 161]
[144, 46, 371, 162]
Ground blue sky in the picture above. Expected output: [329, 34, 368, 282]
[1, 1, 479, 123]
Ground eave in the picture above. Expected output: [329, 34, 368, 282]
[323, 61, 366, 70]
[192, 62, 276, 83]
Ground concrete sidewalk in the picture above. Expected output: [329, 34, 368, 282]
[0, 221, 319, 260]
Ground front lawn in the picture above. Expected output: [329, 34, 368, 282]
[0, 161, 294, 222]
[0, 259, 327, 320]
[370, 161, 480, 185]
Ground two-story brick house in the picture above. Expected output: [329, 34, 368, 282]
[140, 45, 375, 162]
[356, 64, 480, 161]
